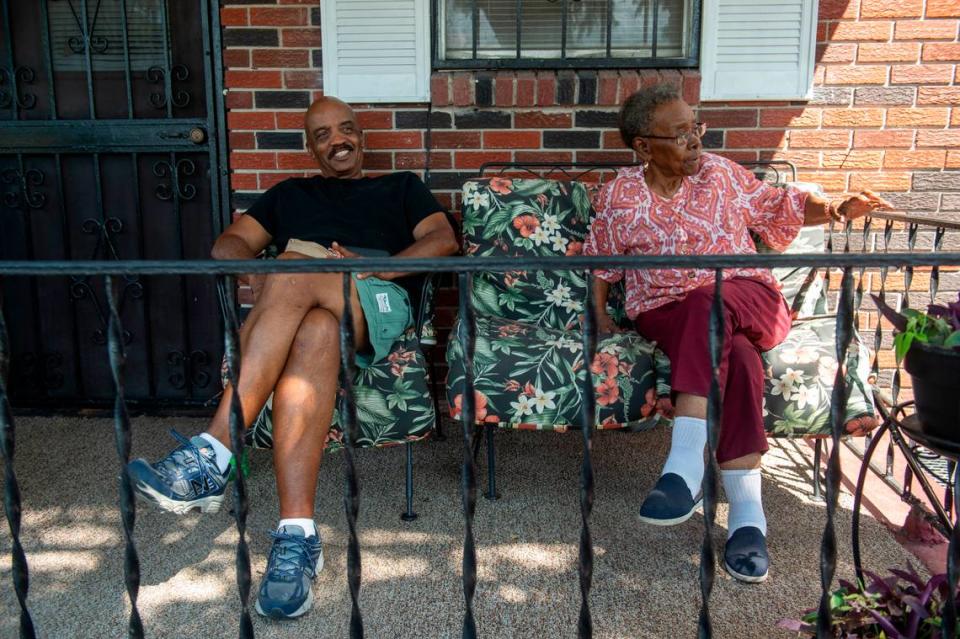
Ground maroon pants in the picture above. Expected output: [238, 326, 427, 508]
[634, 278, 791, 463]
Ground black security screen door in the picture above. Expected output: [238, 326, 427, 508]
[0, 0, 229, 407]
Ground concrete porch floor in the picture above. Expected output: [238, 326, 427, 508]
[0, 416, 932, 638]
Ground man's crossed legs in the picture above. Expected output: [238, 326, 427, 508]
[129, 254, 368, 618]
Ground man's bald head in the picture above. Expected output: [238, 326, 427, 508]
[304, 97, 364, 179]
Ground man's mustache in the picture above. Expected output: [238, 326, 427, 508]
[328, 144, 354, 159]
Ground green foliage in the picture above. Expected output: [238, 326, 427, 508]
[778, 565, 960, 638]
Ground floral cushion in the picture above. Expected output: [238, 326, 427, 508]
[448, 177, 671, 431]
[238, 328, 435, 451]
[763, 316, 877, 437]
[446, 314, 670, 431]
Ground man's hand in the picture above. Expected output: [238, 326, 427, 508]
[835, 189, 893, 222]
[331, 242, 399, 280]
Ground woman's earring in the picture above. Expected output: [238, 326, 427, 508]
[642, 160, 650, 170]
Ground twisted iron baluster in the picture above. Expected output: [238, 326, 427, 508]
[339, 273, 365, 638]
[816, 267, 854, 638]
[577, 273, 597, 638]
[931, 226, 945, 303]
[105, 276, 144, 639]
[0, 295, 36, 638]
[458, 272, 479, 638]
[216, 276, 254, 639]
[698, 270, 724, 639]
[904, 223, 919, 311]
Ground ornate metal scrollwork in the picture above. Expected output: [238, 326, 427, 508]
[0, 67, 38, 111]
[2, 168, 47, 210]
[147, 65, 192, 109]
[72, 217, 141, 345]
[153, 158, 198, 201]
[167, 350, 212, 390]
[63, 0, 109, 55]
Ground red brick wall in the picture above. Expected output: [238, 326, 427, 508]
[220, 1, 959, 385]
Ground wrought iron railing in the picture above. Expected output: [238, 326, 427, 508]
[2, 249, 960, 638]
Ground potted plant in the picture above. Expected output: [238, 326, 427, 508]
[873, 293, 960, 442]
[778, 564, 960, 638]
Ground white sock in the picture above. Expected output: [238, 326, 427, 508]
[278, 518, 318, 538]
[199, 432, 233, 474]
[661, 416, 707, 495]
[722, 468, 767, 538]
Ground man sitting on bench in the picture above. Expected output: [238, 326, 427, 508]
[127, 96, 457, 619]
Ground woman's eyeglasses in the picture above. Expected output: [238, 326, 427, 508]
[643, 122, 707, 147]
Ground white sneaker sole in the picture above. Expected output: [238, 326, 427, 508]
[255, 553, 325, 620]
[637, 498, 703, 526]
[134, 482, 224, 515]
[724, 560, 769, 584]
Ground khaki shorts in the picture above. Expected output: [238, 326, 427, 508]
[354, 274, 413, 368]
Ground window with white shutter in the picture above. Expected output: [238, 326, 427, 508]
[321, 0, 430, 103]
[699, 0, 817, 101]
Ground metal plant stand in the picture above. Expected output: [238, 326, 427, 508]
[852, 401, 960, 585]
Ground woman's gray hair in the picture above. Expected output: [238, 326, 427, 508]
[618, 83, 682, 148]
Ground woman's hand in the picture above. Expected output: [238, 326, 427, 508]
[835, 189, 894, 221]
[596, 311, 620, 335]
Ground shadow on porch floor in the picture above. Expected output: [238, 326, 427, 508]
[1, 416, 923, 638]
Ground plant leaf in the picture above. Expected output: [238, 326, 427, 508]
[873, 294, 909, 332]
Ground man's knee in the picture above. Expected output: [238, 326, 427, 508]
[292, 308, 341, 355]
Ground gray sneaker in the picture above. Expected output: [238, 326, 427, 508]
[255, 525, 324, 619]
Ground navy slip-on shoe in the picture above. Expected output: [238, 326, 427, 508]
[724, 526, 769, 583]
[637, 473, 703, 526]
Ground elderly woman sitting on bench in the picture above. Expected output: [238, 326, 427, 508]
[583, 82, 890, 583]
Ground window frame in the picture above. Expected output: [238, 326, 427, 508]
[431, 0, 701, 70]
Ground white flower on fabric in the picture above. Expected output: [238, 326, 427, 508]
[546, 283, 572, 307]
[530, 226, 551, 246]
[818, 356, 839, 380]
[468, 191, 489, 209]
[560, 337, 582, 352]
[532, 388, 557, 413]
[601, 343, 624, 356]
[550, 234, 569, 253]
[463, 181, 478, 196]
[770, 378, 791, 398]
[780, 344, 820, 364]
[546, 336, 565, 349]
[791, 384, 817, 410]
[510, 395, 534, 417]
[762, 397, 769, 417]
[781, 368, 805, 388]
[542, 214, 561, 233]
[561, 298, 583, 313]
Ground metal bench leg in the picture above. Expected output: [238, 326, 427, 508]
[427, 354, 446, 442]
[401, 442, 418, 521]
[812, 438, 824, 502]
[484, 422, 500, 501]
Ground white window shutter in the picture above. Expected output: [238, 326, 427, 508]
[700, 0, 817, 101]
[321, 0, 430, 103]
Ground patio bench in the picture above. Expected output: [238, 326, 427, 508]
[446, 164, 877, 498]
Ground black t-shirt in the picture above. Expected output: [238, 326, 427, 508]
[245, 171, 444, 314]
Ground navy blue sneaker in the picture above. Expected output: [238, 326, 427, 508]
[256, 525, 324, 619]
[127, 430, 234, 515]
[637, 473, 703, 526]
[724, 526, 769, 583]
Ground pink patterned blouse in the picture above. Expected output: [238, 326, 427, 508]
[583, 153, 808, 318]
